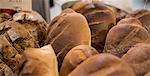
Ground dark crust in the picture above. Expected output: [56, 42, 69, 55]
[0, 62, 14, 76]
[17, 20, 47, 47]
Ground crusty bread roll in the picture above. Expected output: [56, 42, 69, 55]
[45, 9, 91, 68]
[122, 43, 150, 76]
[60, 45, 99, 76]
[19, 45, 58, 76]
[68, 54, 134, 76]
[104, 17, 150, 57]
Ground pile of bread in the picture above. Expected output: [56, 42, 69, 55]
[0, 1, 150, 76]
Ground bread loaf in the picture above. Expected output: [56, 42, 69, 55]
[45, 9, 91, 68]
[68, 54, 134, 76]
[0, 35, 24, 75]
[13, 11, 47, 46]
[122, 43, 150, 76]
[60, 45, 98, 76]
[72, 2, 116, 52]
[0, 21, 39, 53]
[19, 45, 58, 76]
[104, 17, 150, 57]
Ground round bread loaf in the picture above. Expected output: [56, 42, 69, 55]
[122, 43, 150, 76]
[104, 18, 150, 57]
[13, 11, 47, 46]
[60, 45, 98, 76]
[68, 54, 134, 76]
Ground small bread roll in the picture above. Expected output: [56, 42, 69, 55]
[60, 45, 99, 76]
[19, 45, 58, 76]
[122, 43, 150, 76]
[68, 54, 134, 76]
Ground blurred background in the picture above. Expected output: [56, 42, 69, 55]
[32, 0, 150, 23]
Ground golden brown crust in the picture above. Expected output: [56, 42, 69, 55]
[68, 54, 134, 76]
[60, 45, 98, 76]
[45, 9, 91, 69]
[117, 17, 142, 27]
[71, 2, 89, 12]
[19, 45, 58, 76]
